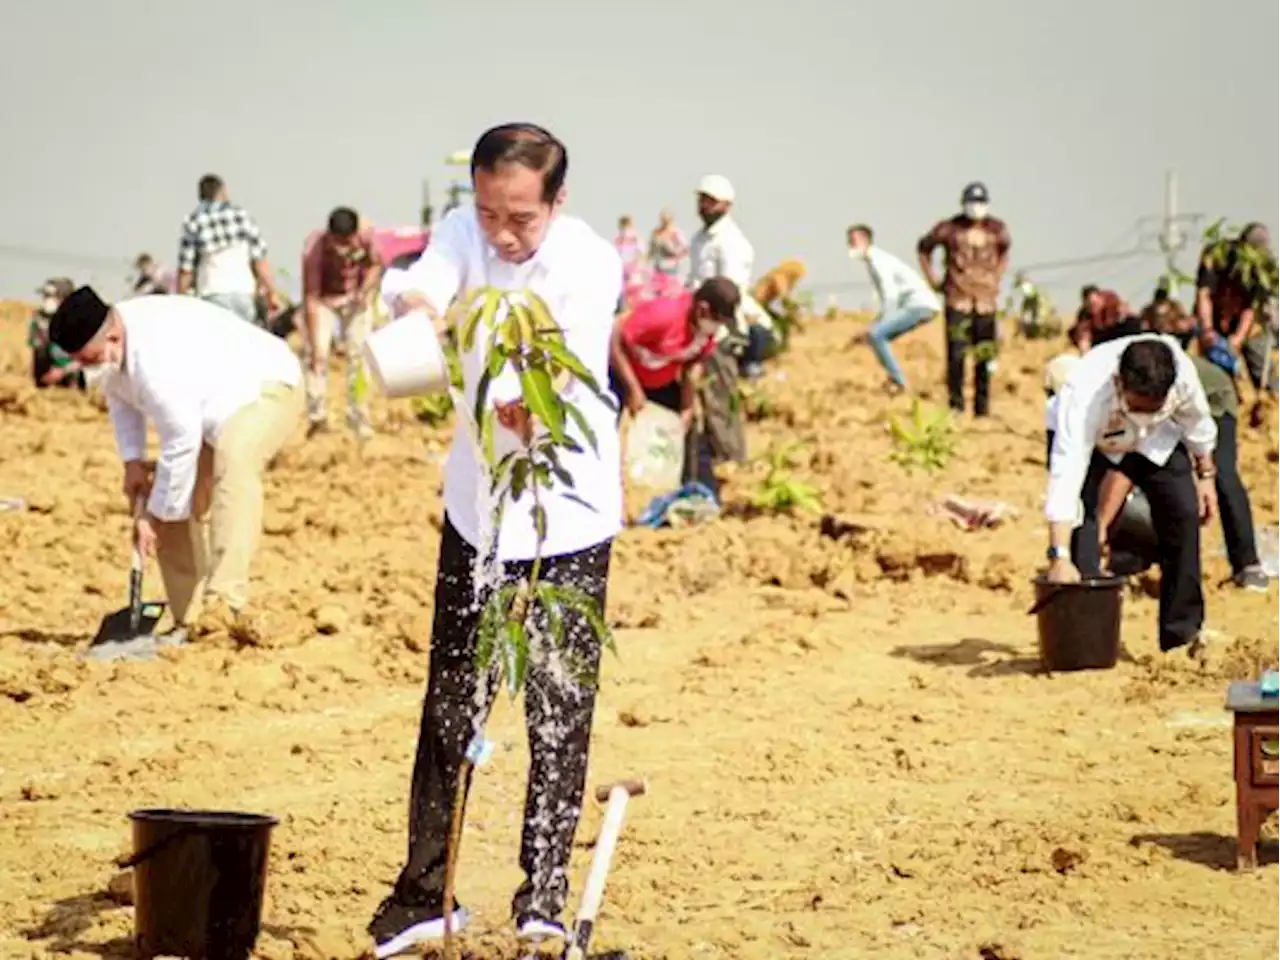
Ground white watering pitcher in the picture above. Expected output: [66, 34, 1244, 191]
[362, 310, 449, 398]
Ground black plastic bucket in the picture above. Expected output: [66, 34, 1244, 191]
[126, 809, 278, 960]
[1031, 574, 1125, 671]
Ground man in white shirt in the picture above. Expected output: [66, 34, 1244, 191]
[49, 286, 303, 647]
[176, 174, 281, 326]
[686, 173, 776, 377]
[846, 224, 942, 393]
[1044, 334, 1218, 653]
[369, 123, 623, 957]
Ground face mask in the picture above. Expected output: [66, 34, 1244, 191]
[94, 342, 124, 376]
[1115, 380, 1164, 434]
[1175, 331, 1195, 350]
[964, 202, 989, 221]
[847, 246, 866, 260]
[40, 297, 59, 315]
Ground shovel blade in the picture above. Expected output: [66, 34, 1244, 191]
[91, 602, 166, 647]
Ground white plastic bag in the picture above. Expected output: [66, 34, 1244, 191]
[625, 403, 685, 491]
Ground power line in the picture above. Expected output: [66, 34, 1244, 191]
[0, 240, 131, 270]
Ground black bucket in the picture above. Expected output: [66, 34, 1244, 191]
[1031, 575, 1125, 671]
[125, 809, 278, 960]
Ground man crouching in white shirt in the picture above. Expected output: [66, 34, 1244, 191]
[1044, 334, 1218, 654]
[49, 286, 303, 647]
[368, 123, 623, 956]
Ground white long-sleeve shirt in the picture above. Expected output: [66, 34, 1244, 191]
[687, 215, 753, 289]
[1044, 333, 1216, 524]
[687, 215, 769, 336]
[860, 245, 941, 314]
[104, 295, 302, 522]
[382, 206, 623, 561]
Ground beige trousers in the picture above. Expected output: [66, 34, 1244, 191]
[155, 383, 303, 621]
[302, 301, 373, 430]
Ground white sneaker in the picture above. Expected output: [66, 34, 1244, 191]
[373, 907, 469, 959]
[517, 915, 566, 943]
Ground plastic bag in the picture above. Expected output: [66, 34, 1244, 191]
[625, 403, 685, 491]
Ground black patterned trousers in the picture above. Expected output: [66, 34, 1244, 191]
[387, 515, 613, 922]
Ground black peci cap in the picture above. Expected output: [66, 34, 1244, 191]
[49, 286, 111, 355]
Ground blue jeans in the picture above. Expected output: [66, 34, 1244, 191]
[203, 292, 261, 327]
[868, 305, 936, 386]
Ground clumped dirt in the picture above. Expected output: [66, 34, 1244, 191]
[0, 299, 1276, 960]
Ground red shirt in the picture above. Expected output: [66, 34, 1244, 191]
[622, 292, 715, 389]
[302, 229, 381, 302]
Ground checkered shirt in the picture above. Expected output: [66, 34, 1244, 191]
[177, 201, 268, 273]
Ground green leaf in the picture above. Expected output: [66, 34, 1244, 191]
[537, 584, 567, 648]
[520, 366, 567, 443]
[481, 408, 497, 466]
[540, 338, 594, 385]
[504, 621, 527, 698]
[461, 289, 501, 351]
[473, 369, 492, 429]
[474, 586, 516, 672]
[564, 403, 599, 453]
[532, 503, 547, 541]
[551, 584, 614, 656]
[511, 460, 530, 500]
[562, 491, 599, 513]
[487, 342, 509, 379]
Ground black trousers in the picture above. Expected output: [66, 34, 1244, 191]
[945, 308, 996, 415]
[390, 517, 612, 920]
[1215, 414, 1260, 574]
[1070, 444, 1204, 651]
[740, 323, 778, 371]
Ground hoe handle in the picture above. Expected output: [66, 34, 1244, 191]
[565, 780, 647, 960]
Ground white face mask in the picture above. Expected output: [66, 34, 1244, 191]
[1115, 380, 1165, 436]
[92, 342, 124, 377]
[847, 246, 867, 260]
[40, 297, 59, 315]
[964, 202, 989, 221]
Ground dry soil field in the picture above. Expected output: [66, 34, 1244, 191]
[0, 300, 1276, 960]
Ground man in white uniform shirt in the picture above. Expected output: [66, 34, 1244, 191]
[369, 123, 623, 956]
[1044, 335, 1217, 653]
[846, 223, 942, 393]
[49, 287, 303, 647]
[687, 174, 776, 377]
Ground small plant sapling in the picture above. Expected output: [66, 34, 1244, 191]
[751, 441, 823, 514]
[888, 399, 958, 475]
[1198, 218, 1279, 303]
[439, 286, 619, 957]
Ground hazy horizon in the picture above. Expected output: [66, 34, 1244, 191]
[1, 0, 1276, 312]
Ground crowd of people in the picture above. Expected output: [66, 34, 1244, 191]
[23, 119, 1276, 955]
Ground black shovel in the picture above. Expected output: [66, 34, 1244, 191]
[84, 500, 167, 661]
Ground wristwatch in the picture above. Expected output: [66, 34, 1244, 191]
[1046, 544, 1070, 561]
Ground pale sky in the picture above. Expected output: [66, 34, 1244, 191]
[0, 0, 1276, 310]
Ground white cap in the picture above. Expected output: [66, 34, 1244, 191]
[697, 174, 735, 203]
